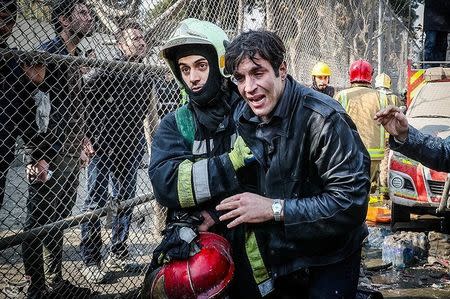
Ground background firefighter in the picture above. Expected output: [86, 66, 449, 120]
[310, 61, 335, 97]
[335, 59, 393, 199]
[375, 72, 402, 200]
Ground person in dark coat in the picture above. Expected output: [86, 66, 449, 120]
[80, 20, 155, 283]
[0, 0, 38, 208]
[218, 30, 370, 299]
[423, 0, 450, 68]
[21, 0, 94, 297]
[375, 105, 450, 172]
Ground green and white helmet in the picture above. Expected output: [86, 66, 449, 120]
[160, 18, 230, 83]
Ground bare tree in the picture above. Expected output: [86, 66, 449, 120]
[87, 0, 142, 33]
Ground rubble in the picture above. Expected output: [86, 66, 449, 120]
[361, 224, 450, 297]
[381, 231, 428, 269]
[429, 231, 450, 260]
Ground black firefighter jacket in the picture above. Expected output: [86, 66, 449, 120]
[234, 75, 371, 278]
[148, 91, 255, 216]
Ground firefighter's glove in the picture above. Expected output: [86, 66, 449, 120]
[149, 212, 203, 271]
[228, 136, 254, 170]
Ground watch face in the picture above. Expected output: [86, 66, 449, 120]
[273, 202, 282, 213]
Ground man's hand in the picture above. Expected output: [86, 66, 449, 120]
[228, 136, 254, 170]
[26, 159, 50, 183]
[198, 210, 216, 232]
[216, 192, 273, 228]
[374, 105, 409, 142]
[82, 137, 95, 157]
[80, 137, 95, 167]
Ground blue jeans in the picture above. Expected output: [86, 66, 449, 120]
[80, 138, 145, 266]
[424, 30, 448, 68]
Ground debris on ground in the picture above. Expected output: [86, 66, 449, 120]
[361, 222, 450, 298]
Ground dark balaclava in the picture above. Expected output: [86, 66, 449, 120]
[171, 44, 229, 133]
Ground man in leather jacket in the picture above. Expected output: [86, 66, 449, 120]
[217, 30, 370, 298]
[375, 105, 450, 172]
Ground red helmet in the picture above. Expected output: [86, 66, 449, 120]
[145, 232, 234, 299]
[349, 59, 373, 84]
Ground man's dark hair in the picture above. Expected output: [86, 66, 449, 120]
[51, 0, 85, 33]
[0, 0, 18, 17]
[115, 19, 143, 42]
[225, 30, 286, 77]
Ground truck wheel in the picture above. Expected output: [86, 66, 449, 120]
[391, 202, 410, 232]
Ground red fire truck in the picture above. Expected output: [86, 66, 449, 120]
[388, 63, 450, 231]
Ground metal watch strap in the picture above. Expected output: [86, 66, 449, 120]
[272, 198, 282, 221]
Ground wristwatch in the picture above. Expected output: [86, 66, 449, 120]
[272, 199, 283, 221]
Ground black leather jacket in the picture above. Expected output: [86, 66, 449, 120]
[235, 75, 370, 277]
[390, 125, 450, 172]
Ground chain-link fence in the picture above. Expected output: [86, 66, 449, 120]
[1, 0, 413, 298]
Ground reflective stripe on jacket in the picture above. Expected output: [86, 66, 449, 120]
[149, 92, 245, 210]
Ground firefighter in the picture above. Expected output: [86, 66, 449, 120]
[375, 72, 401, 106]
[335, 59, 387, 197]
[311, 61, 335, 97]
[146, 18, 257, 298]
[218, 30, 369, 298]
[375, 72, 402, 199]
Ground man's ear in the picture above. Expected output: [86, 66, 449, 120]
[279, 61, 287, 80]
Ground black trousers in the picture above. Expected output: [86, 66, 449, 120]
[0, 128, 17, 207]
[268, 248, 362, 299]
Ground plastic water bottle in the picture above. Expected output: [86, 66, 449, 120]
[393, 240, 413, 269]
[382, 237, 393, 264]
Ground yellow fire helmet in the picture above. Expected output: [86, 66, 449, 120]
[375, 73, 391, 89]
[311, 61, 332, 77]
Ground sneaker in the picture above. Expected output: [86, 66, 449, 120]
[3, 285, 20, 298]
[82, 265, 108, 284]
[3, 277, 29, 298]
[105, 253, 132, 271]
